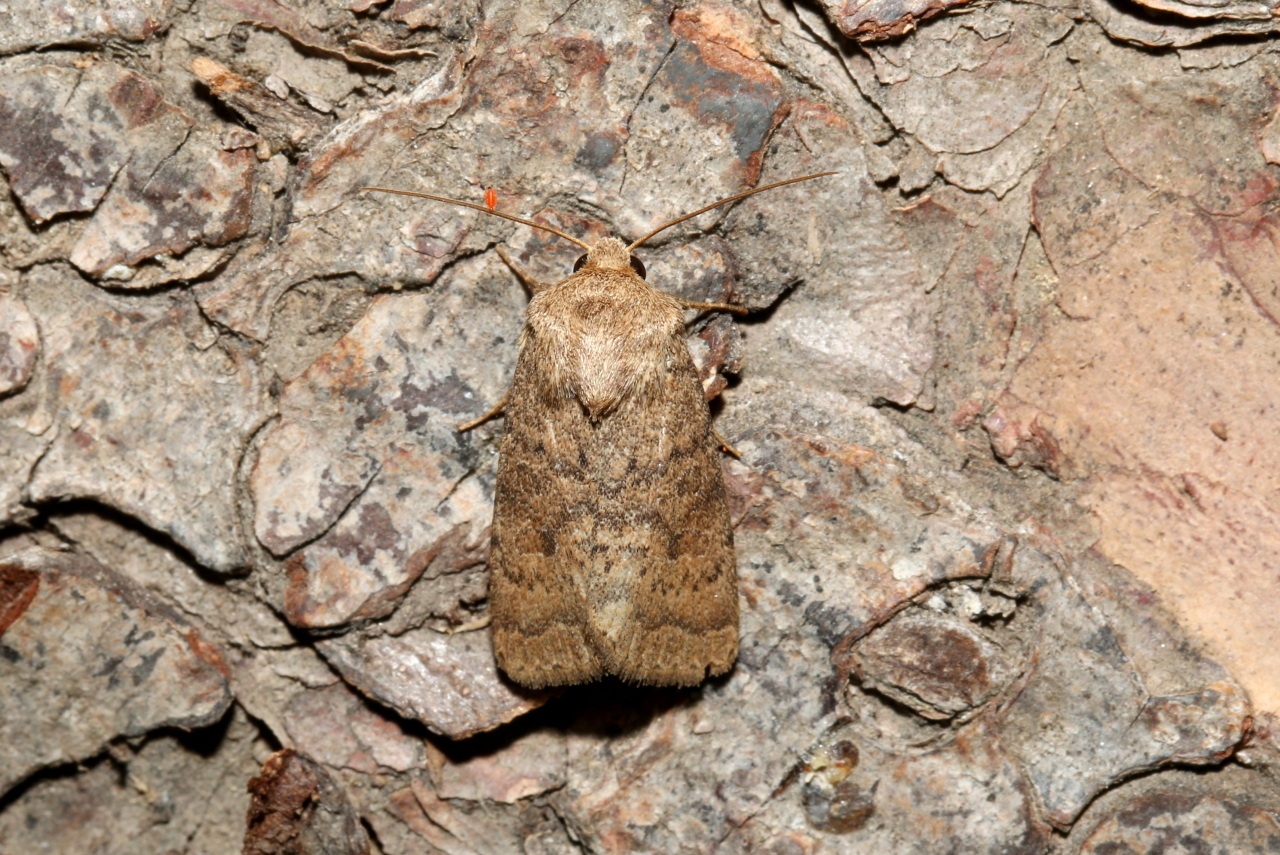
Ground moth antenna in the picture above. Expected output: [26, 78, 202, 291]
[626, 171, 838, 252]
[361, 186, 592, 250]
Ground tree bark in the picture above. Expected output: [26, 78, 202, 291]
[1, 0, 1278, 852]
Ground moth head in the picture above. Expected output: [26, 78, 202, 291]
[573, 237, 646, 279]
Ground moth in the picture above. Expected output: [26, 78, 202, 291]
[363, 173, 833, 688]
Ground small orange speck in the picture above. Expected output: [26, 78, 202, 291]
[484, 188, 498, 210]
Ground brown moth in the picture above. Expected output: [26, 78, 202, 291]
[363, 173, 834, 688]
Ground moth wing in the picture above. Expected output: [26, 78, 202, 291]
[581, 339, 738, 686]
[489, 325, 737, 689]
[488, 355, 604, 689]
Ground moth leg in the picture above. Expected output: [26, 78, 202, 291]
[458, 391, 508, 432]
[495, 246, 547, 294]
[712, 429, 742, 459]
[678, 298, 749, 317]
[459, 246, 528, 432]
[446, 613, 492, 634]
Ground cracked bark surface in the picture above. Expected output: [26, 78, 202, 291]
[2, 0, 1280, 852]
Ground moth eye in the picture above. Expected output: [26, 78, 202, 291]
[629, 255, 646, 279]
[573, 254, 588, 272]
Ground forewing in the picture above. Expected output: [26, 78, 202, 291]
[488, 309, 737, 689]
[489, 352, 604, 687]
[580, 337, 738, 685]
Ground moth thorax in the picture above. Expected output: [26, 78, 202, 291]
[585, 237, 633, 270]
